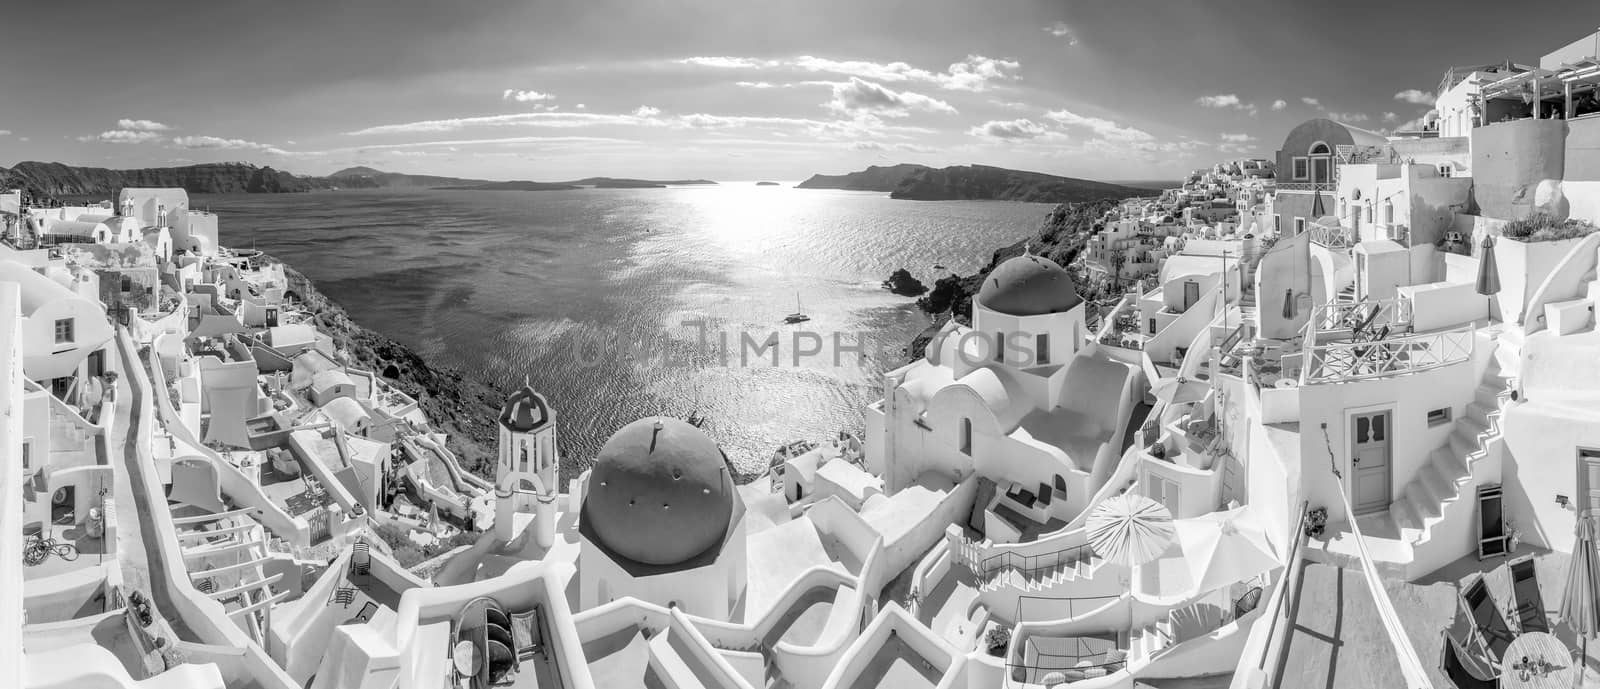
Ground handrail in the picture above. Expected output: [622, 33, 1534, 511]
[978, 540, 1094, 580]
[1256, 502, 1311, 674]
[1300, 323, 1475, 384]
[1014, 593, 1120, 624]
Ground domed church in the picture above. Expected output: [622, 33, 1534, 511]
[577, 417, 748, 619]
[863, 250, 1143, 533]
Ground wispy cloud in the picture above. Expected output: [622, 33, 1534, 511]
[117, 119, 171, 131]
[678, 54, 1020, 92]
[79, 129, 165, 144]
[1382, 112, 1398, 122]
[1044, 109, 1151, 142]
[632, 105, 662, 118]
[171, 135, 290, 155]
[1326, 111, 1369, 123]
[1219, 133, 1255, 142]
[968, 118, 1054, 141]
[1196, 94, 1258, 116]
[822, 78, 957, 117]
[1394, 89, 1434, 105]
[1042, 21, 1077, 45]
[1271, 99, 1287, 111]
[0, 130, 10, 136]
[736, 81, 781, 89]
[502, 89, 555, 102]
[1301, 97, 1321, 108]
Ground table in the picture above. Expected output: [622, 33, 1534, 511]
[1501, 632, 1575, 689]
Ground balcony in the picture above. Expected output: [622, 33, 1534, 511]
[1298, 324, 1475, 385]
[1276, 182, 1336, 192]
[1309, 222, 1355, 249]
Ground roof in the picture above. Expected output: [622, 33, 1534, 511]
[815, 460, 883, 500]
[499, 384, 555, 433]
[1160, 254, 1229, 283]
[976, 254, 1083, 316]
[324, 396, 370, 428]
[0, 260, 81, 314]
[583, 417, 735, 567]
[312, 369, 354, 393]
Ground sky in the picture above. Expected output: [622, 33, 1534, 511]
[1, 0, 1596, 182]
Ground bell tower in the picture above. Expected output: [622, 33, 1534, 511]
[495, 382, 559, 547]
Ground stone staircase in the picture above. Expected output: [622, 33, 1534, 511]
[1337, 283, 1357, 304]
[1389, 359, 1515, 548]
[1238, 286, 1258, 325]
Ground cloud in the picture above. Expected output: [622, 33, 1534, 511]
[989, 99, 1030, 110]
[1196, 94, 1257, 116]
[1218, 143, 1255, 154]
[1326, 111, 1370, 122]
[823, 78, 957, 117]
[0, 130, 10, 136]
[736, 81, 777, 88]
[968, 118, 1052, 141]
[1219, 133, 1256, 142]
[1196, 94, 1242, 109]
[1394, 89, 1434, 105]
[1271, 99, 1287, 111]
[1044, 109, 1152, 142]
[170, 135, 290, 155]
[1301, 97, 1321, 108]
[1382, 112, 1398, 122]
[117, 119, 171, 131]
[79, 129, 165, 144]
[679, 54, 1020, 92]
[1043, 21, 1077, 45]
[633, 105, 662, 117]
[503, 89, 554, 102]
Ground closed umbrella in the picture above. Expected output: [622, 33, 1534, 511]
[1311, 190, 1326, 219]
[1151, 376, 1210, 406]
[1087, 493, 1176, 568]
[1177, 507, 1280, 594]
[1475, 235, 1501, 296]
[1560, 514, 1600, 686]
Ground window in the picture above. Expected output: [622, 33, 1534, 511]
[1292, 157, 1309, 180]
[54, 318, 73, 344]
[1149, 318, 1158, 334]
[1293, 217, 1306, 235]
[1439, 165, 1453, 178]
[1384, 200, 1394, 225]
[1427, 407, 1453, 427]
[120, 275, 132, 292]
[993, 332, 1005, 363]
[21, 441, 30, 473]
[1308, 142, 1331, 156]
[959, 418, 972, 456]
[1274, 215, 1281, 232]
[1035, 333, 1050, 366]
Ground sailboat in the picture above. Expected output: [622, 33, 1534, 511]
[784, 292, 811, 324]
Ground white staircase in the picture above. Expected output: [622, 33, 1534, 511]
[1238, 287, 1258, 325]
[1389, 359, 1515, 547]
[979, 549, 1105, 594]
[1131, 618, 1174, 663]
[647, 629, 707, 689]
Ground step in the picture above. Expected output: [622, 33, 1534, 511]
[1465, 402, 1496, 429]
[1392, 495, 1423, 531]
[1419, 461, 1456, 504]
[1474, 382, 1508, 409]
[1432, 446, 1470, 480]
[1405, 483, 1442, 521]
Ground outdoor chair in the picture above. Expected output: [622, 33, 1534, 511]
[1507, 556, 1549, 633]
[510, 607, 545, 669]
[1462, 575, 1516, 660]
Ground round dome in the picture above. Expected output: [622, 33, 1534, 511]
[584, 417, 733, 566]
[976, 254, 1083, 316]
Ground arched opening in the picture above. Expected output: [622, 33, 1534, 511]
[1307, 141, 1332, 186]
[381, 363, 401, 379]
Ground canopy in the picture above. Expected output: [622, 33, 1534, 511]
[1086, 493, 1175, 568]
[1561, 515, 1600, 638]
[1176, 506, 1280, 593]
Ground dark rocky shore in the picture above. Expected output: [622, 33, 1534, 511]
[269, 256, 503, 479]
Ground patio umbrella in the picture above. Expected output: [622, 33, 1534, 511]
[1151, 376, 1210, 406]
[1087, 493, 1176, 568]
[1177, 507, 1280, 594]
[1311, 190, 1326, 219]
[1560, 514, 1600, 686]
[1475, 235, 1501, 296]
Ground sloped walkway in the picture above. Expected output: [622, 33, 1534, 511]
[1276, 562, 1454, 689]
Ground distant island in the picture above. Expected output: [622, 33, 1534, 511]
[796, 163, 1148, 203]
[438, 176, 717, 191]
[755, 181, 780, 186]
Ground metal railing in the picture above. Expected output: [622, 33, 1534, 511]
[1313, 297, 1413, 332]
[1015, 593, 1120, 624]
[1300, 323, 1475, 385]
[1276, 182, 1336, 192]
[1309, 222, 1355, 249]
[1254, 503, 1312, 678]
[1008, 633, 1127, 686]
[977, 541, 1094, 581]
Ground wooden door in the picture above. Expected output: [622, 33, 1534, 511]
[1183, 281, 1200, 311]
[1351, 411, 1392, 513]
[1580, 449, 1600, 517]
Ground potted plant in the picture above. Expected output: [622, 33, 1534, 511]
[986, 626, 1012, 658]
[1305, 507, 1328, 539]
[1506, 520, 1522, 552]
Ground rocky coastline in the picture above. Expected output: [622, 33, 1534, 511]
[906, 198, 1124, 359]
[268, 256, 504, 480]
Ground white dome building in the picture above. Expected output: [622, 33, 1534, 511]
[577, 417, 747, 619]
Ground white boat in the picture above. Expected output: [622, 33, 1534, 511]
[784, 292, 810, 324]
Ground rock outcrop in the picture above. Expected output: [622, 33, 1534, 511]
[882, 268, 928, 296]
